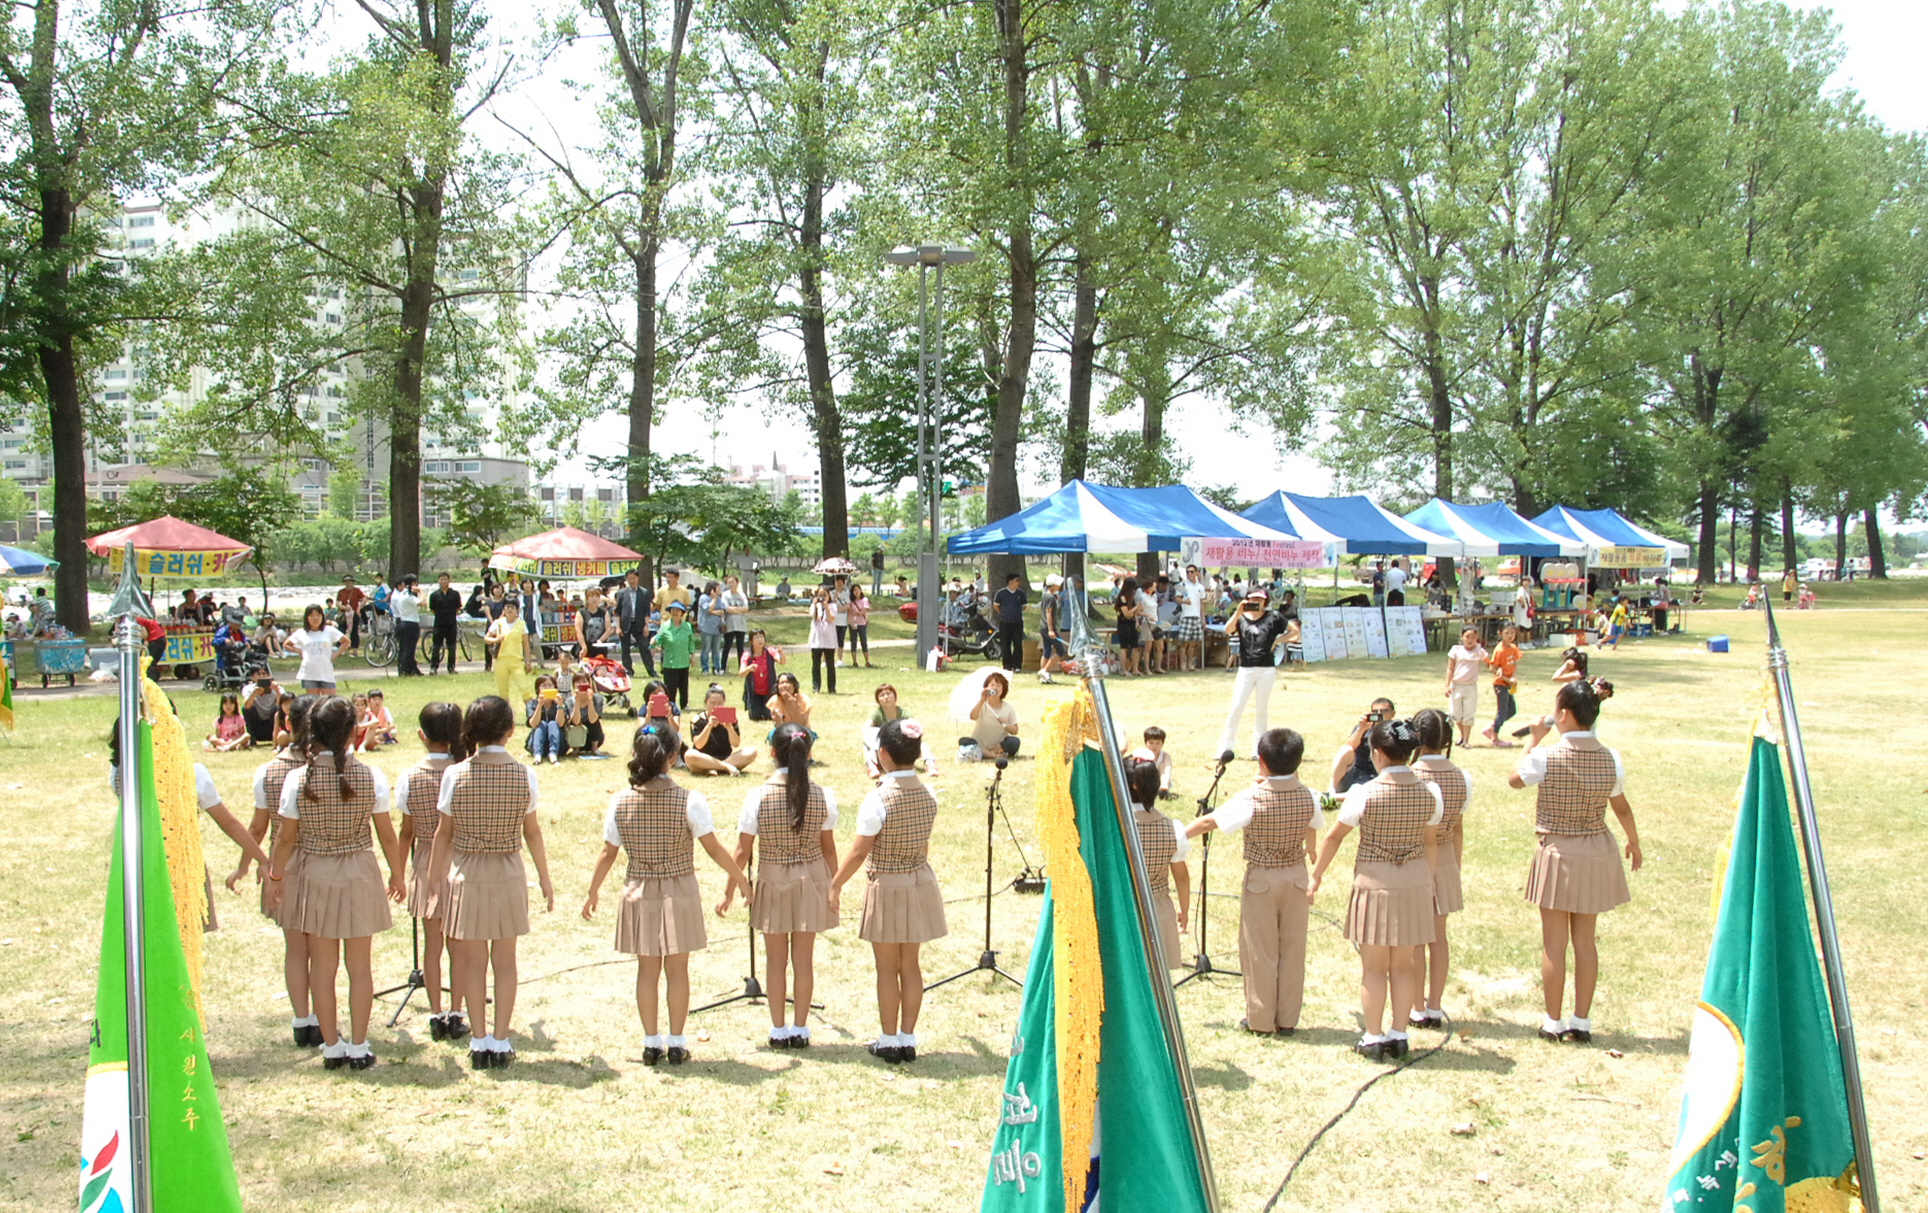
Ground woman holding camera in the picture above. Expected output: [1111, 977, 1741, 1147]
[1506, 679, 1640, 1045]
[1214, 588, 1289, 761]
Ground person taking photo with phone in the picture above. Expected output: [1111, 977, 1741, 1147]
[1214, 588, 1290, 761]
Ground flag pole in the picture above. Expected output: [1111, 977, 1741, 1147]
[1071, 592, 1222, 1212]
[1763, 602, 1879, 1211]
[109, 545, 154, 1213]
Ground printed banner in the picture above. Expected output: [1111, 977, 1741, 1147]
[1184, 538, 1326, 568]
[488, 556, 643, 580]
[1316, 607, 1349, 660]
[1298, 612, 1327, 664]
[1593, 545, 1662, 568]
[161, 632, 214, 665]
[107, 549, 248, 579]
[1385, 606, 1428, 658]
[1360, 609, 1389, 659]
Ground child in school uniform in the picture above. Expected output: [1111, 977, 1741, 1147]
[428, 695, 557, 1070]
[1309, 717, 1442, 1061]
[239, 695, 320, 1045]
[585, 723, 751, 1065]
[394, 702, 469, 1043]
[1408, 708, 1469, 1030]
[1185, 727, 1322, 1036]
[1124, 756, 1191, 973]
[1506, 679, 1642, 1044]
[735, 723, 839, 1050]
[829, 718, 947, 1063]
[266, 697, 405, 1072]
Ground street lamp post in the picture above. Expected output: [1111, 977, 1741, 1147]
[885, 243, 977, 661]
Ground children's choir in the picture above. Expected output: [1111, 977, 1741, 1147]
[165, 670, 1638, 1072]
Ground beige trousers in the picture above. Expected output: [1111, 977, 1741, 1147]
[1239, 863, 1310, 1032]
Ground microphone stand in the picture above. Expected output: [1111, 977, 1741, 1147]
[1174, 750, 1241, 989]
[926, 756, 1023, 991]
[376, 916, 428, 1026]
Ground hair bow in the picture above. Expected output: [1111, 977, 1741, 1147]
[899, 720, 924, 740]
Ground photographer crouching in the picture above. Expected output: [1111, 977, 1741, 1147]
[1330, 697, 1397, 792]
[1214, 588, 1290, 761]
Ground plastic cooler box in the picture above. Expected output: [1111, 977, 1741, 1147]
[1706, 635, 1729, 653]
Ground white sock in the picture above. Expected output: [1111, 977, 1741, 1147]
[667, 1035, 685, 1048]
[773, 1025, 792, 1038]
[471, 1035, 490, 1051]
[794, 1025, 810, 1039]
[346, 1040, 371, 1058]
[1387, 1030, 1409, 1041]
[293, 1014, 319, 1028]
[644, 1034, 663, 1049]
[1567, 1015, 1591, 1031]
[490, 1036, 511, 1052]
[321, 1040, 348, 1059]
[1426, 1007, 1442, 1017]
[898, 1032, 915, 1048]
[1359, 1033, 1386, 1046]
[1541, 1017, 1565, 1035]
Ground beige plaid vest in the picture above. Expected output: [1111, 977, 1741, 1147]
[867, 779, 938, 875]
[1534, 742, 1616, 836]
[755, 779, 829, 865]
[401, 759, 450, 866]
[259, 751, 305, 851]
[1240, 782, 1317, 869]
[614, 779, 697, 880]
[1134, 809, 1179, 893]
[1354, 777, 1434, 865]
[446, 750, 531, 855]
[1414, 759, 1469, 837]
[295, 756, 378, 857]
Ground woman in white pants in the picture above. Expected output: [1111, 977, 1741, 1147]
[1215, 589, 1289, 760]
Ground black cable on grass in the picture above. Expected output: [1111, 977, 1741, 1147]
[1258, 1012, 1454, 1213]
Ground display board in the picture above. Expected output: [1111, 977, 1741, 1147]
[1316, 607, 1349, 660]
[1386, 606, 1427, 657]
[1298, 611, 1327, 663]
[1340, 608, 1371, 659]
[1358, 608, 1389, 658]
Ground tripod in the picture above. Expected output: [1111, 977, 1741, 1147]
[1174, 750, 1242, 989]
[691, 909, 825, 1015]
[926, 759, 1023, 991]
[376, 916, 428, 1026]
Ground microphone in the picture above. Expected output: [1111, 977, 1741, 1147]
[1216, 750, 1236, 765]
[994, 756, 1009, 771]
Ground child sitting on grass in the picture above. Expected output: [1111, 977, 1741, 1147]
[360, 689, 397, 751]
[206, 693, 252, 752]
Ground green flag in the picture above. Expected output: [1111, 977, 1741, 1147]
[79, 722, 244, 1213]
[982, 744, 1212, 1212]
[1663, 737, 1856, 1212]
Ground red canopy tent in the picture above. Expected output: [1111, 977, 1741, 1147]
[86, 515, 253, 580]
[488, 527, 644, 580]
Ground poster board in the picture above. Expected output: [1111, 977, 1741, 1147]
[1297, 611, 1327, 663]
[1387, 606, 1428, 657]
[1340, 608, 1371, 660]
[1316, 607, 1349, 660]
[1359, 609, 1390, 658]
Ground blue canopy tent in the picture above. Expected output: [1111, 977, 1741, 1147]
[946, 480, 1299, 554]
[1242, 492, 1467, 556]
[1404, 499, 1584, 558]
[1532, 506, 1688, 564]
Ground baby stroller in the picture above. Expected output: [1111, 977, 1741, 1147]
[581, 654, 635, 717]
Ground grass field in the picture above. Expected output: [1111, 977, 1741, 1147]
[3, 596, 1925, 1212]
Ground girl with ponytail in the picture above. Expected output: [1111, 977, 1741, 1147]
[246, 694, 319, 1045]
[1407, 708, 1469, 1030]
[1507, 677, 1640, 1045]
[1309, 716, 1443, 1061]
[394, 702, 470, 1043]
[430, 695, 555, 1071]
[583, 724, 750, 1065]
[734, 722, 840, 1050]
[265, 695, 404, 1072]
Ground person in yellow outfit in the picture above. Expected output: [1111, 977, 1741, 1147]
[486, 601, 535, 705]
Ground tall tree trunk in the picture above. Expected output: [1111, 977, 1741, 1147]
[1696, 480, 1721, 585]
[1745, 507, 1763, 583]
[1426, 338, 1456, 587]
[985, 0, 1035, 589]
[1061, 252, 1096, 485]
[42, 329, 89, 633]
[390, 239, 439, 578]
[627, 251, 657, 588]
[800, 229, 845, 558]
[1834, 511, 1847, 577]
[1864, 507, 1886, 578]
[1779, 482, 1796, 570]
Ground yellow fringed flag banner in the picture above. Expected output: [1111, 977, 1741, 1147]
[138, 659, 209, 1021]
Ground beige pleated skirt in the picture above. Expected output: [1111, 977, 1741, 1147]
[751, 857, 837, 935]
[261, 848, 304, 925]
[406, 839, 440, 921]
[284, 850, 393, 940]
[615, 873, 709, 957]
[443, 850, 531, 942]
[1345, 860, 1435, 947]
[1150, 886, 1184, 972]
[1431, 850, 1464, 916]
[1524, 831, 1629, 914]
[858, 864, 948, 944]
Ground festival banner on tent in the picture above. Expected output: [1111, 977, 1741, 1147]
[1183, 537, 1326, 568]
[1317, 608, 1349, 660]
[1360, 610, 1389, 659]
[107, 548, 247, 579]
[161, 632, 214, 665]
[1386, 606, 1427, 658]
[488, 556, 643, 580]
[1593, 545, 1662, 568]
[1298, 612, 1327, 663]
[1340, 608, 1371, 660]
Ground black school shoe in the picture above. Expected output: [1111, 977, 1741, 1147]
[769, 1033, 789, 1050]
[348, 1049, 376, 1072]
[1353, 1040, 1387, 1061]
[1237, 1018, 1274, 1037]
[1536, 1025, 1565, 1043]
[1385, 1037, 1410, 1059]
[294, 1024, 323, 1048]
[1408, 1011, 1443, 1030]
[322, 1047, 349, 1071]
[898, 1044, 916, 1062]
[470, 1048, 492, 1071]
[642, 1046, 664, 1066]
[493, 1046, 515, 1068]
[1561, 1027, 1592, 1044]
[428, 1015, 448, 1042]
[443, 1013, 468, 1040]
[867, 1041, 902, 1064]
[665, 1046, 689, 1065]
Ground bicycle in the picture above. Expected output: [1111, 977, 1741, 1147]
[362, 610, 397, 667]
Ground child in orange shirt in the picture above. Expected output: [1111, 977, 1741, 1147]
[1481, 625, 1521, 748]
